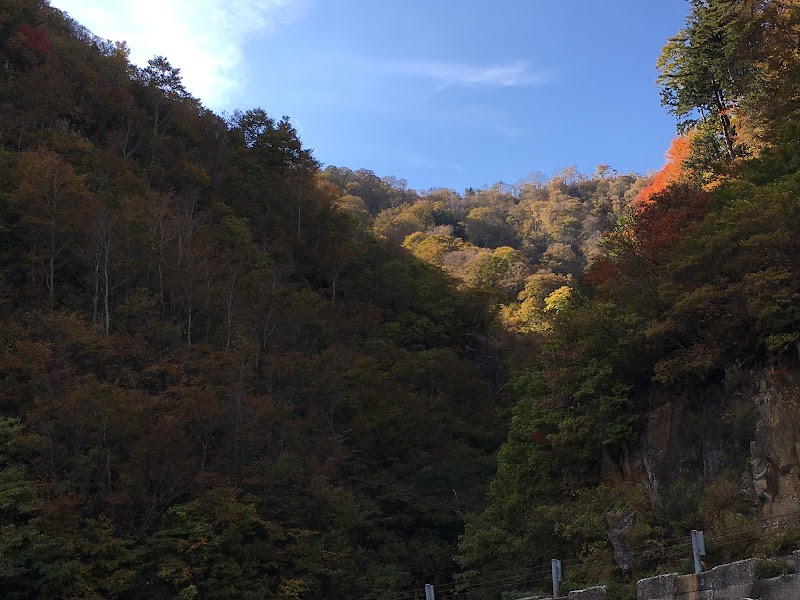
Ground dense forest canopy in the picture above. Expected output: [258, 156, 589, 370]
[1, 1, 800, 599]
[459, 0, 800, 597]
[0, 2, 507, 597]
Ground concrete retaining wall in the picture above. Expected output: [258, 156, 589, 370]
[637, 550, 800, 599]
[515, 585, 607, 600]
[567, 586, 606, 599]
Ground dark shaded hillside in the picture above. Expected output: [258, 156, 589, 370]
[0, 2, 507, 598]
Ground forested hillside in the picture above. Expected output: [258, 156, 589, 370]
[1, 1, 800, 600]
[323, 167, 645, 333]
[458, 0, 800, 598]
[0, 2, 507, 598]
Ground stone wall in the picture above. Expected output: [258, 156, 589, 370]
[637, 550, 800, 599]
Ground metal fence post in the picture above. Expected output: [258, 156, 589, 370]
[551, 559, 562, 598]
[425, 583, 435, 600]
[691, 529, 706, 574]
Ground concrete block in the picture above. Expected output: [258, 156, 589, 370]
[635, 555, 800, 599]
[753, 571, 800, 599]
[694, 558, 757, 598]
[637, 572, 679, 600]
[568, 586, 606, 600]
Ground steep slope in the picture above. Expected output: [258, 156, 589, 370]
[0, 2, 506, 598]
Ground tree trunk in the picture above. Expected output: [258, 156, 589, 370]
[714, 88, 736, 160]
[103, 235, 111, 335]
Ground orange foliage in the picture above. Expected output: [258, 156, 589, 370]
[629, 135, 708, 263]
[635, 135, 693, 208]
[632, 184, 709, 262]
[588, 135, 708, 292]
[587, 182, 709, 292]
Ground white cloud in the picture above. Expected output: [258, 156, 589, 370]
[49, 0, 306, 108]
[292, 54, 550, 114]
[390, 59, 549, 88]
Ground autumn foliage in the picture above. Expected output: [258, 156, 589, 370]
[17, 24, 50, 55]
[0, 3, 503, 598]
[638, 186, 708, 257]
[634, 135, 693, 207]
[3, 0, 800, 597]
[588, 135, 707, 291]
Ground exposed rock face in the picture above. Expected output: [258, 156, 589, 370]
[625, 364, 800, 518]
[623, 399, 688, 502]
[702, 436, 727, 481]
[750, 442, 771, 500]
[604, 363, 800, 562]
[607, 513, 637, 572]
[748, 366, 800, 518]
[641, 400, 681, 497]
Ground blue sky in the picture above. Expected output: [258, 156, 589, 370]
[49, 0, 690, 192]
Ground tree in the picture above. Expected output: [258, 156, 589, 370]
[739, 0, 800, 144]
[504, 272, 574, 332]
[139, 55, 188, 100]
[137, 56, 191, 176]
[0, 4, 509, 595]
[656, 0, 758, 160]
[0, 417, 92, 599]
[636, 136, 694, 204]
[10, 150, 90, 309]
[463, 205, 516, 248]
[467, 246, 531, 300]
[83, 202, 123, 335]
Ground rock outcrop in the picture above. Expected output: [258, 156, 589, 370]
[633, 364, 800, 515]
